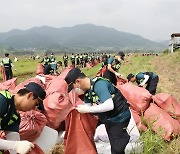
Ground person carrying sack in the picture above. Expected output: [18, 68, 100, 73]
[65, 68, 131, 154]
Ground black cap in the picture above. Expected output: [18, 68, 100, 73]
[65, 68, 85, 93]
[127, 73, 135, 82]
[117, 52, 125, 57]
[24, 82, 46, 111]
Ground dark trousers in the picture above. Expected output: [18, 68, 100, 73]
[44, 64, 51, 75]
[64, 60, 68, 67]
[105, 118, 130, 154]
[4, 67, 13, 80]
[146, 76, 159, 95]
[103, 70, 117, 85]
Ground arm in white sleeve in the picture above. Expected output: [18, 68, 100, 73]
[140, 75, 149, 85]
[0, 139, 16, 150]
[89, 98, 114, 113]
[5, 131, 20, 154]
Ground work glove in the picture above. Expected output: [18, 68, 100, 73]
[76, 104, 91, 113]
[115, 72, 122, 78]
[13, 141, 34, 154]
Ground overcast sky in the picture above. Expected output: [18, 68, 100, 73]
[0, 0, 179, 41]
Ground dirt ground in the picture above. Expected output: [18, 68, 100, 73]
[150, 52, 180, 101]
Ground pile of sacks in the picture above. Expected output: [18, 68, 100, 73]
[116, 82, 180, 141]
[0, 67, 98, 154]
[0, 65, 180, 153]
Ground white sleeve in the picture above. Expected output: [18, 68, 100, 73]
[141, 75, 149, 85]
[6, 131, 19, 154]
[0, 139, 16, 150]
[89, 98, 114, 113]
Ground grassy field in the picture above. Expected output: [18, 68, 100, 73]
[0, 51, 180, 154]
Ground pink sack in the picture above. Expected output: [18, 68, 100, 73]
[131, 109, 147, 131]
[45, 68, 71, 95]
[36, 63, 44, 75]
[117, 83, 152, 114]
[64, 110, 98, 154]
[0, 78, 17, 91]
[144, 103, 180, 141]
[68, 89, 84, 107]
[44, 92, 73, 129]
[28, 144, 44, 154]
[19, 110, 47, 142]
[0, 66, 6, 81]
[152, 93, 180, 118]
[12, 78, 45, 94]
[86, 63, 92, 68]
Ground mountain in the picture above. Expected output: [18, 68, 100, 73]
[154, 39, 169, 46]
[0, 24, 166, 50]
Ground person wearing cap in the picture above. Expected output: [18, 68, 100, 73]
[65, 68, 130, 154]
[127, 72, 159, 95]
[0, 82, 46, 154]
[1, 53, 15, 80]
[103, 52, 125, 85]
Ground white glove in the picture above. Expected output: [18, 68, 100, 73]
[115, 72, 121, 78]
[76, 105, 91, 113]
[13, 141, 34, 154]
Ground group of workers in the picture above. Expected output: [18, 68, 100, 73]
[0, 51, 159, 154]
[64, 51, 159, 154]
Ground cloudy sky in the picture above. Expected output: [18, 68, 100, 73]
[0, 0, 179, 41]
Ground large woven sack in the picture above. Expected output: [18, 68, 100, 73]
[131, 109, 147, 131]
[152, 93, 180, 118]
[19, 110, 47, 142]
[45, 68, 71, 95]
[117, 83, 152, 114]
[28, 144, 44, 154]
[64, 109, 98, 154]
[0, 78, 17, 91]
[36, 63, 44, 75]
[12, 78, 45, 94]
[44, 92, 73, 129]
[0, 66, 6, 81]
[144, 103, 180, 141]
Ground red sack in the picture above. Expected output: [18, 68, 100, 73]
[144, 103, 180, 141]
[19, 110, 47, 142]
[38, 74, 57, 86]
[116, 77, 127, 86]
[36, 63, 44, 75]
[117, 83, 152, 114]
[12, 78, 45, 94]
[68, 89, 84, 107]
[28, 144, 44, 154]
[152, 93, 180, 118]
[0, 66, 6, 81]
[131, 109, 147, 131]
[45, 68, 71, 95]
[64, 110, 98, 154]
[0, 78, 17, 91]
[86, 63, 92, 68]
[44, 92, 73, 129]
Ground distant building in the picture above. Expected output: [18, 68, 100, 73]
[169, 33, 180, 53]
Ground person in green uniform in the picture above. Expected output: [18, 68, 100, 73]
[65, 68, 130, 154]
[40, 53, 51, 75]
[127, 72, 159, 95]
[103, 52, 125, 85]
[0, 82, 46, 154]
[1, 53, 14, 80]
